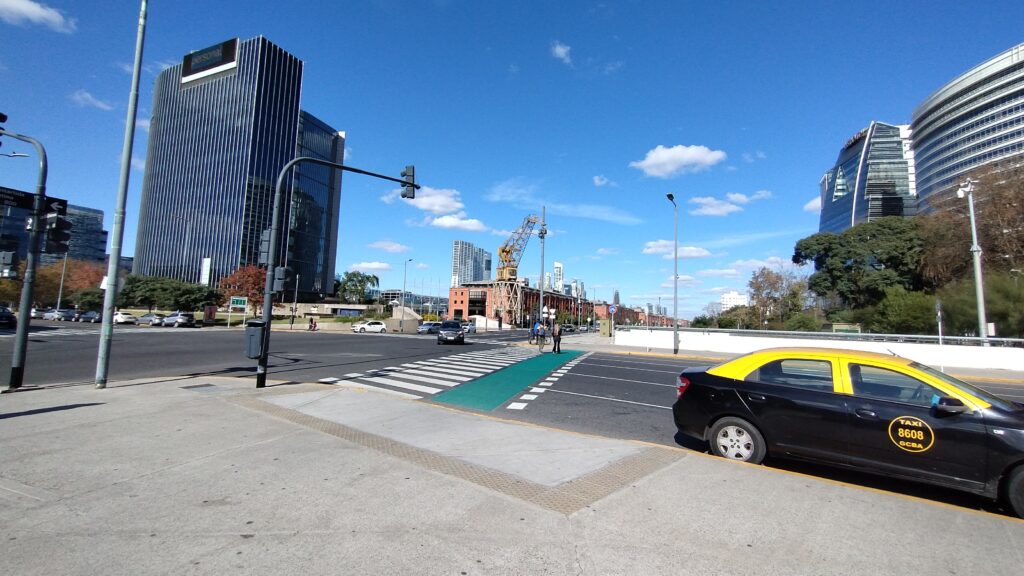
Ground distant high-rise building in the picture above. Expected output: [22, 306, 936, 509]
[41, 204, 107, 266]
[553, 262, 564, 294]
[720, 290, 749, 311]
[450, 240, 492, 287]
[913, 43, 1024, 211]
[818, 122, 916, 233]
[544, 272, 552, 291]
[613, 289, 620, 305]
[133, 37, 342, 294]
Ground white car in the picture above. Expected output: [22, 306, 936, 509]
[351, 320, 387, 333]
[113, 312, 137, 325]
[461, 322, 476, 334]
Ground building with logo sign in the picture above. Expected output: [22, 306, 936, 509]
[818, 122, 917, 234]
[133, 37, 343, 296]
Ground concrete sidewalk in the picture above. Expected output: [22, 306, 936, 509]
[1, 373, 1021, 576]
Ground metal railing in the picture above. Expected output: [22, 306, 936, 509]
[612, 325, 1024, 348]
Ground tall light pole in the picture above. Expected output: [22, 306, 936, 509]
[957, 178, 988, 340]
[666, 193, 679, 354]
[538, 206, 547, 328]
[400, 258, 412, 331]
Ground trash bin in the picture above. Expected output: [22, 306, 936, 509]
[244, 320, 266, 359]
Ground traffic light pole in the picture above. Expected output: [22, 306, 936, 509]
[0, 129, 48, 391]
[255, 157, 419, 387]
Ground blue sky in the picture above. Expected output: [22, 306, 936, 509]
[2, 0, 1022, 318]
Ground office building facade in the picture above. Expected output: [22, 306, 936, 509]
[818, 122, 916, 233]
[911, 43, 1024, 210]
[450, 240, 492, 287]
[553, 262, 564, 294]
[41, 204, 108, 266]
[133, 37, 342, 294]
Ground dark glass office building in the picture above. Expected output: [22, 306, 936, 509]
[818, 122, 917, 233]
[134, 37, 343, 294]
[40, 204, 107, 266]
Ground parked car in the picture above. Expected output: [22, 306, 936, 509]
[461, 321, 477, 334]
[30, 307, 48, 319]
[74, 310, 101, 323]
[43, 309, 75, 321]
[672, 346, 1024, 518]
[0, 306, 17, 328]
[162, 312, 195, 327]
[112, 311, 137, 324]
[352, 320, 387, 333]
[416, 321, 441, 334]
[561, 324, 576, 333]
[579, 325, 589, 332]
[138, 313, 165, 326]
[437, 320, 465, 345]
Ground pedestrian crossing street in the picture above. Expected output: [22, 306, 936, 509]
[317, 346, 540, 399]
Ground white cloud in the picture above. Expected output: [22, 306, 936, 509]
[596, 247, 618, 255]
[660, 274, 698, 288]
[368, 240, 410, 253]
[642, 240, 712, 259]
[698, 269, 739, 278]
[430, 214, 487, 231]
[349, 261, 391, 272]
[487, 178, 641, 225]
[701, 286, 734, 294]
[130, 157, 146, 172]
[593, 175, 616, 187]
[741, 151, 767, 163]
[629, 144, 726, 178]
[551, 41, 572, 65]
[803, 196, 822, 212]
[688, 197, 742, 216]
[603, 60, 624, 75]
[70, 89, 113, 111]
[136, 118, 150, 132]
[381, 186, 464, 215]
[731, 257, 789, 270]
[726, 190, 772, 205]
[0, 0, 76, 33]
[415, 262, 430, 270]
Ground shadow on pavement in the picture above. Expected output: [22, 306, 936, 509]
[1, 402, 105, 419]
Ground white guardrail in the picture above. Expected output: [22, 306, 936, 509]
[613, 327, 1024, 371]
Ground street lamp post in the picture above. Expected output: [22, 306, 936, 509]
[400, 258, 412, 331]
[666, 193, 679, 354]
[957, 178, 988, 340]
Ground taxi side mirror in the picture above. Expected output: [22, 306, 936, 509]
[935, 397, 970, 415]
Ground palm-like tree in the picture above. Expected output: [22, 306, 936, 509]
[336, 271, 380, 303]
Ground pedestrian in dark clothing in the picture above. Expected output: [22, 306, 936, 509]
[552, 323, 562, 353]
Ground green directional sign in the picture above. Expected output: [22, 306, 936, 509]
[230, 296, 248, 309]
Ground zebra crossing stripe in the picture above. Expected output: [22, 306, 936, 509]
[374, 371, 461, 388]
[318, 377, 340, 383]
[397, 367, 470, 382]
[409, 361, 488, 376]
[359, 376, 442, 395]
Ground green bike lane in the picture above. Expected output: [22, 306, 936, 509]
[433, 350, 583, 411]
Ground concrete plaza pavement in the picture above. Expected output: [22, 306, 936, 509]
[2, 349, 1023, 575]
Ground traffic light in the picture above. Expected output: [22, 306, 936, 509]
[272, 266, 289, 292]
[44, 212, 72, 254]
[0, 111, 7, 133]
[258, 228, 271, 265]
[401, 165, 416, 199]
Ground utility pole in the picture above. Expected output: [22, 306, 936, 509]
[538, 206, 547, 329]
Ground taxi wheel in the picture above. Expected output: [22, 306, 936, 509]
[1005, 465, 1024, 518]
[708, 417, 766, 464]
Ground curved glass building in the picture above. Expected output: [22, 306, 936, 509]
[818, 122, 916, 233]
[134, 37, 343, 295]
[911, 44, 1024, 210]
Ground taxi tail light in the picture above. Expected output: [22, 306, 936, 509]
[677, 374, 691, 398]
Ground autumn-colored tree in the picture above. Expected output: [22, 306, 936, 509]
[218, 266, 266, 315]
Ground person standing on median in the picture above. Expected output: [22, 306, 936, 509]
[552, 322, 562, 354]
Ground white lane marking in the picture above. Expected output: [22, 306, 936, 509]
[544, 377, 558, 382]
[520, 394, 538, 400]
[547, 388, 671, 409]
[537, 382, 552, 387]
[506, 402, 528, 410]
[344, 373, 364, 378]
[410, 362, 488, 376]
[360, 376, 443, 395]
[318, 377, 340, 383]
[577, 362, 681, 374]
[530, 388, 546, 393]
[398, 368, 471, 382]
[335, 382, 421, 399]
[428, 359, 501, 371]
[563, 372, 677, 388]
[375, 372, 461, 388]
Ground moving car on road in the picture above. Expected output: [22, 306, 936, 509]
[351, 320, 387, 333]
[43, 309, 75, 321]
[437, 320, 465, 345]
[672, 347, 1024, 517]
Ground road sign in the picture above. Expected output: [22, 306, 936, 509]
[230, 296, 248, 309]
[0, 186, 67, 213]
[609, 305, 618, 314]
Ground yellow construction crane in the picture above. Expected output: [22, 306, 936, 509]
[496, 214, 538, 281]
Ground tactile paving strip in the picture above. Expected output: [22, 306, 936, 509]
[229, 391, 684, 515]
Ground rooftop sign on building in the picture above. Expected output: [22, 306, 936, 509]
[181, 38, 238, 83]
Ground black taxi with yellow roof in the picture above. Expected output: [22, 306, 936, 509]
[672, 347, 1024, 516]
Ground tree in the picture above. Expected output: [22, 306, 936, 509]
[784, 313, 821, 332]
[869, 287, 937, 335]
[793, 216, 924, 309]
[218, 266, 266, 315]
[336, 271, 380, 304]
[118, 275, 178, 311]
[71, 287, 104, 311]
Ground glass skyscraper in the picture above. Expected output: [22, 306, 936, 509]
[818, 122, 916, 233]
[40, 204, 107, 266]
[133, 37, 342, 294]
[911, 43, 1024, 210]
[450, 240, 492, 287]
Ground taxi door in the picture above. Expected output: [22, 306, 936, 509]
[840, 361, 989, 492]
[740, 357, 850, 463]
